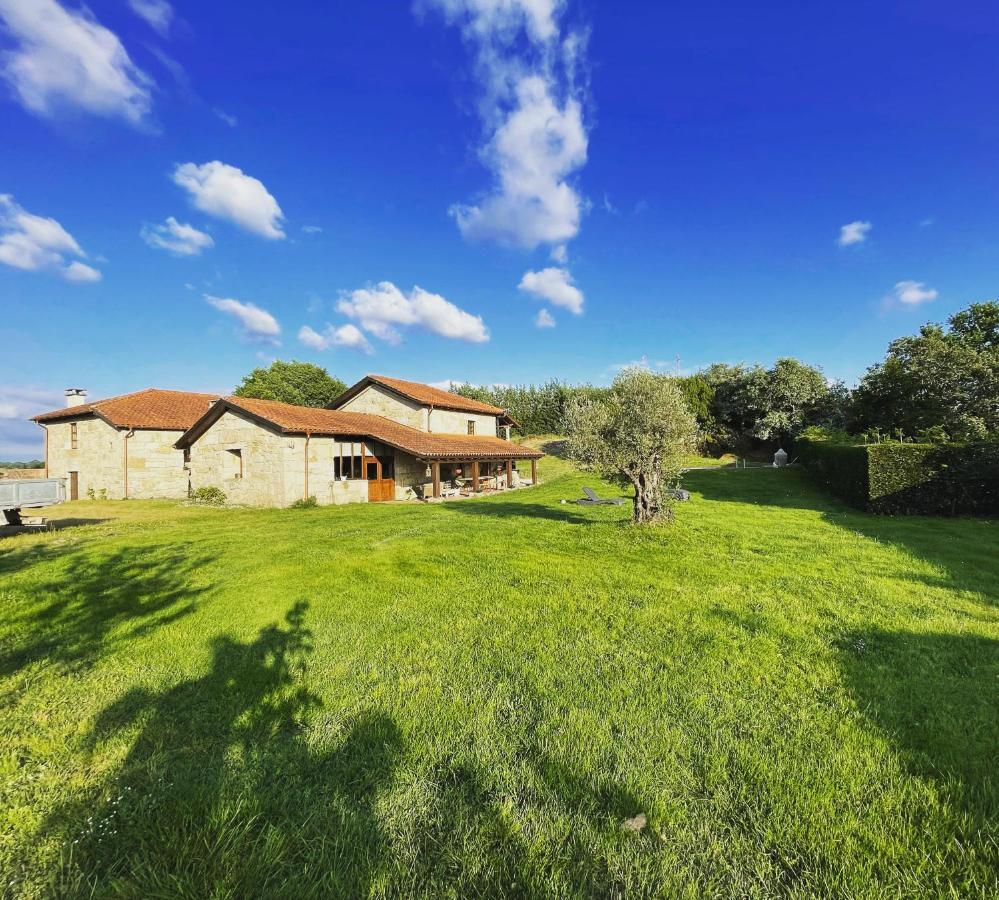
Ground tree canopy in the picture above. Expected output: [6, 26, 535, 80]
[233, 360, 347, 408]
[567, 368, 697, 525]
[852, 301, 999, 440]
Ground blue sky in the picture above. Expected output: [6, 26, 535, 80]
[2, 1, 997, 458]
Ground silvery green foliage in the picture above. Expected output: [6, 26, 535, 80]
[567, 368, 697, 524]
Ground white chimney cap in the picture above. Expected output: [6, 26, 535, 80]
[65, 388, 88, 408]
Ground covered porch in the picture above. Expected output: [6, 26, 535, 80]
[421, 455, 539, 500]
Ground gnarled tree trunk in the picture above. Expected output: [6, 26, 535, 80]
[629, 470, 672, 525]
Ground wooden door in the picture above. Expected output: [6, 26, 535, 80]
[367, 479, 395, 502]
[69, 471, 79, 501]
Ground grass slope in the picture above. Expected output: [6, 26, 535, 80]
[0, 455, 996, 897]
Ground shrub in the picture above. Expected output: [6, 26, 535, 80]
[191, 486, 227, 505]
[796, 438, 868, 507]
[798, 437, 999, 515]
[289, 496, 318, 509]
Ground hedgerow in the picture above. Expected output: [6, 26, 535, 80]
[797, 438, 999, 515]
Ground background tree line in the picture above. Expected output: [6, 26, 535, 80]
[452, 300, 998, 453]
[230, 300, 997, 454]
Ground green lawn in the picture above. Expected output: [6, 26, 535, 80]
[1, 455, 996, 897]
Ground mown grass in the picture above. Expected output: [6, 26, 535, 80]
[0, 453, 996, 898]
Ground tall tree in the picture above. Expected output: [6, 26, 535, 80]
[567, 368, 697, 525]
[852, 302, 999, 439]
[233, 360, 347, 408]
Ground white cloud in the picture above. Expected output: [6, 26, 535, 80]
[550, 243, 567, 263]
[425, 1, 589, 250]
[0, 194, 100, 282]
[127, 0, 173, 36]
[173, 161, 285, 240]
[63, 260, 101, 282]
[206, 294, 281, 341]
[518, 266, 583, 314]
[891, 280, 938, 306]
[141, 217, 214, 256]
[337, 281, 489, 343]
[535, 308, 555, 328]
[301, 225, 322, 234]
[0, 0, 154, 125]
[838, 220, 871, 246]
[426, 0, 561, 42]
[298, 323, 373, 354]
[213, 107, 238, 127]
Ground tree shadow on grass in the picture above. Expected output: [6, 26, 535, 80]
[43, 600, 404, 898]
[444, 499, 614, 526]
[684, 468, 999, 603]
[0, 518, 110, 538]
[0, 542, 212, 681]
[837, 629, 999, 839]
[403, 740, 647, 895]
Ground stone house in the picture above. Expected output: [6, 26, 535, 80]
[329, 374, 518, 440]
[177, 387, 542, 505]
[32, 388, 218, 500]
[31, 376, 542, 506]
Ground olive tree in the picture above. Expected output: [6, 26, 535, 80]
[567, 368, 697, 525]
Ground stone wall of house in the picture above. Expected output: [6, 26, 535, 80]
[46, 417, 123, 498]
[282, 434, 369, 506]
[43, 418, 187, 499]
[122, 429, 189, 498]
[428, 408, 498, 436]
[338, 384, 425, 429]
[188, 409, 288, 506]
[393, 450, 428, 500]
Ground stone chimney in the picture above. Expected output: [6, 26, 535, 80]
[65, 388, 87, 407]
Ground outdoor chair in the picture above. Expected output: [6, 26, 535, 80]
[577, 486, 626, 505]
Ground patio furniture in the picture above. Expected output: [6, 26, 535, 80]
[577, 487, 626, 505]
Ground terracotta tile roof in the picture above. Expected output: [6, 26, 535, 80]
[32, 388, 219, 430]
[331, 374, 508, 417]
[180, 396, 543, 460]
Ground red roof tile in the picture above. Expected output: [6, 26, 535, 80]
[32, 389, 219, 430]
[179, 396, 542, 460]
[331, 374, 508, 417]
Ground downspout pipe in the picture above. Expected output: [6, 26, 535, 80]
[304, 431, 311, 500]
[123, 426, 135, 499]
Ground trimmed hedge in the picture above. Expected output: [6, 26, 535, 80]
[797, 438, 999, 516]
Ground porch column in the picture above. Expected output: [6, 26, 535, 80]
[531, 458, 537, 485]
[471, 460, 479, 492]
[432, 461, 441, 498]
[506, 458, 513, 488]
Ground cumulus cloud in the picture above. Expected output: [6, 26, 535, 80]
[63, 260, 101, 282]
[891, 280, 938, 305]
[298, 323, 373, 354]
[173, 161, 285, 240]
[518, 266, 583, 314]
[206, 294, 281, 341]
[425, 0, 589, 250]
[141, 217, 214, 256]
[838, 220, 871, 246]
[127, 0, 173, 36]
[0, 0, 154, 125]
[535, 308, 555, 328]
[0, 194, 101, 282]
[337, 281, 489, 344]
